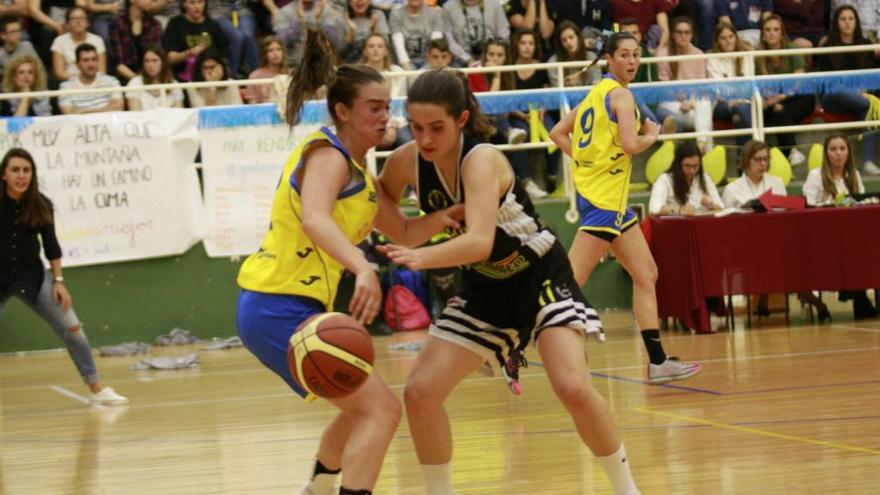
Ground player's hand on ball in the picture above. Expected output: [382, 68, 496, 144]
[350, 266, 382, 325]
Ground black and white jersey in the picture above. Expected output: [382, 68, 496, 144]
[415, 134, 557, 283]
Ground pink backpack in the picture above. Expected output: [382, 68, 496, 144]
[385, 285, 431, 331]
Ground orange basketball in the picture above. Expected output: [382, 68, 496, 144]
[287, 312, 375, 399]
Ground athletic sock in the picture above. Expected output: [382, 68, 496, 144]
[596, 443, 640, 495]
[420, 462, 455, 495]
[640, 329, 667, 365]
[305, 459, 340, 495]
[338, 488, 371, 495]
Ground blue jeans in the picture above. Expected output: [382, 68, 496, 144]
[90, 16, 116, 54]
[217, 14, 259, 76]
[1, 270, 98, 384]
[713, 99, 752, 145]
[821, 92, 876, 163]
[511, 112, 560, 179]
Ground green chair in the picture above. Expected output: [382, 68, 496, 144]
[768, 147, 793, 186]
[702, 145, 727, 185]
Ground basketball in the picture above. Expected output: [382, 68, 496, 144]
[287, 312, 375, 399]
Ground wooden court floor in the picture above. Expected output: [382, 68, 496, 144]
[2, 308, 879, 494]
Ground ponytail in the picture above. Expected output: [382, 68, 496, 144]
[408, 69, 496, 140]
[286, 29, 338, 126]
[285, 29, 386, 129]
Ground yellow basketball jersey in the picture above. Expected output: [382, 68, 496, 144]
[237, 127, 378, 308]
[571, 76, 640, 213]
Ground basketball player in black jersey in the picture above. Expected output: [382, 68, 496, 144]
[374, 70, 641, 495]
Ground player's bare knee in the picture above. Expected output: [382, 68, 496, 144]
[403, 378, 438, 410]
[553, 380, 592, 410]
[634, 263, 658, 287]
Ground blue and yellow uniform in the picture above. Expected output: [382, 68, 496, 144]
[236, 127, 378, 397]
[571, 75, 640, 240]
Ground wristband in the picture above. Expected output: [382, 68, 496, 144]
[53, 276, 64, 283]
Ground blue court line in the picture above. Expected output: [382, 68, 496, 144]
[525, 360, 724, 395]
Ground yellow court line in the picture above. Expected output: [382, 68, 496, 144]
[636, 407, 880, 455]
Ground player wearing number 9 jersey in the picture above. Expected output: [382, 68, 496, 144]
[550, 32, 703, 385]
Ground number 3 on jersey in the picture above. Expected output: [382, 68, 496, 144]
[577, 107, 595, 149]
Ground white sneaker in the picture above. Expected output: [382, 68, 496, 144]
[507, 127, 527, 145]
[586, 326, 606, 343]
[647, 358, 702, 384]
[523, 179, 548, 199]
[90, 387, 129, 406]
[864, 161, 880, 176]
[788, 147, 806, 167]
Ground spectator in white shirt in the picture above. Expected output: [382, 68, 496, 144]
[722, 140, 786, 208]
[59, 43, 123, 114]
[803, 132, 873, 320]
[649, 141, 722, 215]
[51, 7, 108, 82]
[803, 132, 865, 207]
[126, 45, 185, 110]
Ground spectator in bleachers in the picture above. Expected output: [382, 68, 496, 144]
[273, 0, 347, 67]
[504, 0, 554, 43]
[721, 139, 784, 208]
[649, 141, 722, 215]
[773, 0, 827, 50]
[186, 46, 242, 106]
[803, 132, 875, 319]
[655, 16, 713, 151]
[833, 0, 880, 41]
[359, 33, 409, 149]
[714, 0, 772, 48]
[708, 21, 753, 145]
[756, 14, 814, 166]
[545, 0, 612, 34]
[817, 4, 880, 176]
[546, 20, 598, 88]
[611, 0, 671, 51]
[209, 0, 259, 77]
[425, 36, 450, 69]
[666, 0, 714, 51]
[370, 0, 403, 15]
[340, 0, 389, 63]
[245, 35, 288, 104]
[82, 0, 122, 50]
[510, 28, 555, 198]
[360, 32, 404, 96]
[1, 54, 52, 116]
[0, 16, 37, 76]
[162, 0, 229, 82]
[51, 7, 108, 82]
[441, 0, 509, 66]
[27, 0, 69, 70]
[389, 0, 444, 70]
[125, 45, 185, 109]
[618, 17, 660, 124]
[109, 0, 163, 82]
[59, 43, 124, 113]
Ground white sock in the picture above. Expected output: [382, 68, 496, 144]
[596, 443, 640, 495]
[420, 462, 455, 495]
[306, 473, 338, 495]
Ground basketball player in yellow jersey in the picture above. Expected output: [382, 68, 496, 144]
[551, 32, 703, 384]
[236, 30, 460, 495]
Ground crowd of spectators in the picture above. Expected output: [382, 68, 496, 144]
[1, 0, 879, 196]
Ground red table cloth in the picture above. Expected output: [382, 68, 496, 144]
[648, 205, 880, 333]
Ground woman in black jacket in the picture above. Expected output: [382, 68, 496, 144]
[1, 148, 128, 406]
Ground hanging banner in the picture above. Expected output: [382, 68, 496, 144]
[0, 109, 203, 267]
[198, 104, 320, 257]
